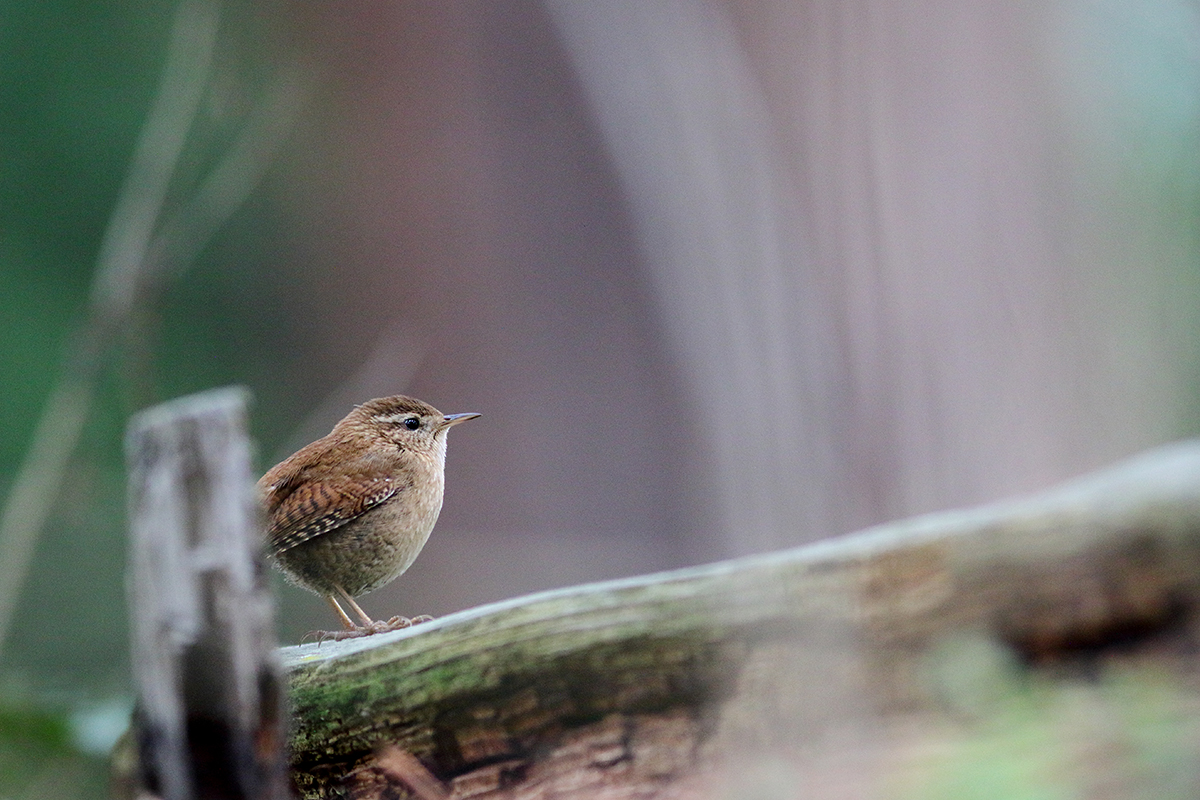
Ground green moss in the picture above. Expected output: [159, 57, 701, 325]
[894, 662, 1200, 799]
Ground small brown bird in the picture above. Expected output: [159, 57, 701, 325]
[258, 395, 480, 638]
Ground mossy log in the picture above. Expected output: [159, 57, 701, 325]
[284, 442, 1200, 799]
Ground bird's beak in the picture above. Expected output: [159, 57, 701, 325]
[441, 412, 481, 430]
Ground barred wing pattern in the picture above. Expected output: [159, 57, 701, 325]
[265, 474, 400, 554]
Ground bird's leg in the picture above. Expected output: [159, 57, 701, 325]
[324, 595, 357, 630]
[309, 585, 434, 641]
[335, 585, 378, 627]
[300, 596, 360, 644]
[307, 591, 379, 642]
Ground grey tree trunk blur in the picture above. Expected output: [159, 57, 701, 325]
[282, 1, 1200, 621]
[545, 0, 1200, 552]
[546, 1, 849, 552]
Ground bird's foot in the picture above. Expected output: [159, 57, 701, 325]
[301, 629, 349, 644]
[384, 614, 435, 627]
[303, 626, 377, 643]
[303, 615, 435, 644]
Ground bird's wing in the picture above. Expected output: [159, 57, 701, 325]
[263, 473, 400, 554]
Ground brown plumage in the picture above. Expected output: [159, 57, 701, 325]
[258, 395, 479, 637]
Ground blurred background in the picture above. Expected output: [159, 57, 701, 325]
[2, 0, 1200, 796]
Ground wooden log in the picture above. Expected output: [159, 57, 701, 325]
[126, 387, 289, 800]
[282, 441, 1200, 798]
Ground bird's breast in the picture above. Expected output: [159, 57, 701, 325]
[273, 464, 446, 597]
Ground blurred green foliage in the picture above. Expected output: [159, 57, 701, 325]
[1, 0, 305, 678]
[1, 1, 309, 796]
[895, 635, 1200, 799]
[0, 1, 168, 470]
[897, 667, 1200, 799]
[0, 688, 110, 799]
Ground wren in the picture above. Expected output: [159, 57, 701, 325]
[258, 395, 479, 638]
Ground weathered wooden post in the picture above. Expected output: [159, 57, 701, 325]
[125, 388, 289, 800]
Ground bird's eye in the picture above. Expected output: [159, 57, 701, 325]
[403, 417, 421, 431]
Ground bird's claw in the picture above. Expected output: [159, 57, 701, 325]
[304, 614, 436, 644]
[381, 614, 435, 628]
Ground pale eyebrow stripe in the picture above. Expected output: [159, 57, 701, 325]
[374, 412, 419, 424]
